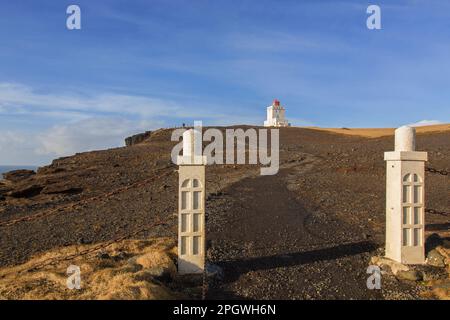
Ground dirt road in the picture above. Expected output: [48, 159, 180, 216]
[206, 159, 426, 299]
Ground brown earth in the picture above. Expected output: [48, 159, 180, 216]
[0, 125, 449, 299]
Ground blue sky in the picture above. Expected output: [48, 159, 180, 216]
[0, 0, 449, 165]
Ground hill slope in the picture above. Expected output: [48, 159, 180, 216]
[0, 126, 448, 299]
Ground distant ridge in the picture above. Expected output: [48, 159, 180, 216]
[305, 123, 450, 138]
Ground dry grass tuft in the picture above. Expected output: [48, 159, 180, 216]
[0, 237, 183, 300]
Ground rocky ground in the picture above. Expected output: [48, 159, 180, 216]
[0, 125, 449, 299]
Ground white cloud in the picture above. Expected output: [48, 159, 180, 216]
[0, 82, 313, 165]
[407, 120, 445, 127]
[0, 82, 265, 164]
[35, 118, 164, 157]
[0, 82, 181, 119]
[0, 82, 184, 164]
[0, 82, 253, 122]
[0, 117, 165, 165]
[0, 130, 49, 166]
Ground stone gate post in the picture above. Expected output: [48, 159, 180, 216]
[177, 126, 206, 274]
[384, 126, 427, 264]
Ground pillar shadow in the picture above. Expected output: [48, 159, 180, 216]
[215, 240, 378, 284]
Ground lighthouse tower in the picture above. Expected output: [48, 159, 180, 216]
[264, 99, 289, 127]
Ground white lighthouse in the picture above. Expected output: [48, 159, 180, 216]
[264, 99, 290, 127]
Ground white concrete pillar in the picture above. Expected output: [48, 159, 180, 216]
[178, 127, 207, 274]
[384, 126, 427, 264]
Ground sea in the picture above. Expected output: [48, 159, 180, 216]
[0, 166, 38, 180]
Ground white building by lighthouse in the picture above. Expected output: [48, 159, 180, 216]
[264, 99, 290, 127]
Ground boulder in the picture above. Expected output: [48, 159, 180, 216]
[2, 169, 35, 182]
[370, 256, 409, 275]
[396, 270, 423, 282]
[427, 249, 446, 267]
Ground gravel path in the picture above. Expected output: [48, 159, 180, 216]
[206, 159, 423, 299]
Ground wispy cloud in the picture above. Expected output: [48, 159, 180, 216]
[35, 118, 163, 157]
[0, 82, 270, 164]
[407, 120, 445, 127]
[0, 83, 180, 119]
[0, 118, 162, 165]
[225, 31, 350, 54]
[0, 82, 257, 123]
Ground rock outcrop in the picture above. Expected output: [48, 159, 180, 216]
[7, 184, 43, 198]
[2, 169, 35, 182]
[124, 131, 152, 146]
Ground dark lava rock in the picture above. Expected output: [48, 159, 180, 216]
[42, 183, 83, 195]
[8, 184, 43, 198]
[0, 183, 13, 195]
[97, 252, 111, 259]
[112, 251, 127, 261]
[125, 131, 152, 146]
[2, 169, 35, 182]
[36, 167, 66, 175]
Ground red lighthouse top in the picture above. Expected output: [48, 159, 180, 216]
[273, 99, 280, 107]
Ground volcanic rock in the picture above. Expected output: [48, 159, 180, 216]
[41, 183, 83, 195]
[427, 249, 446, 267]
[2, 169, 35, 182]
[125, 131, 152, 146]
[7, 184, 43, 198]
